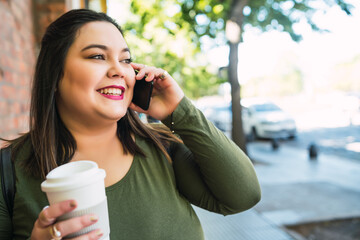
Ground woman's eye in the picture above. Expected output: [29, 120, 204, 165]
[90, 54, 105, 60]
[121, 58, 132, 64]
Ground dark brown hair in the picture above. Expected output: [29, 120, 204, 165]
[4, 9, 180, 179]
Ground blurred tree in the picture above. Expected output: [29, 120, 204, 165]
[120, 0, 226, 99]
[120, 0, 353, 152]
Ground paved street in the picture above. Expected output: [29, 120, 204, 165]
[194, 141, 360, 240]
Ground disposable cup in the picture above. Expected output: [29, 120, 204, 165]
[41, 160, 110, 240]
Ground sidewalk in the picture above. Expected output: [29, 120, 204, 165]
[194, 141, 360, 240]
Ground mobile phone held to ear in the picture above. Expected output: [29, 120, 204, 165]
[132, 70, 154, 110]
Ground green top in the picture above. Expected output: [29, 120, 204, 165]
[0, 97, 261, 240]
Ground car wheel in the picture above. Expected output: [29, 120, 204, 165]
[271, 138, 280, 150]
[288, 134, 296, 140]
[249, 127, 258, 141]
[246, 133, 254, 142]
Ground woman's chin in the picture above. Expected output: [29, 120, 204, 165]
[104, 111, 127, 122]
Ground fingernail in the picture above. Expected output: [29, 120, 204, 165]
[90, 215, 98, 222]
[69, 200, 77, 208]
[43, 205, 49, 210]
[96, 229, 103, 237]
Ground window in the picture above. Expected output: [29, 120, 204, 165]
[68, 0, 107, 13]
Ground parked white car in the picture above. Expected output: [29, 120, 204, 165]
[200, 98, 297, 140]
[241, 99, 297, 140]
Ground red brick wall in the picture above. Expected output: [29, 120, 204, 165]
[0, 0, 66, 145]
[0, 0, 36, 143]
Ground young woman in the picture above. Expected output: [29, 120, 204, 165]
[0, 9, 261, 240]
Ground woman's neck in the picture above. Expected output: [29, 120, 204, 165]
[70, 123, 122, 163]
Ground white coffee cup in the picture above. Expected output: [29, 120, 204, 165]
[41, 160, 110, 240]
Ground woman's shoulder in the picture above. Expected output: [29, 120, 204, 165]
[1, 134, 32, 165]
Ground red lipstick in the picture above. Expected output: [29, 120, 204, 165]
[97, 85, 125, 100]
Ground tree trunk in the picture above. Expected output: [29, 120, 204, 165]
[227, 0, 248, 153]
[228, 42, 247, 153]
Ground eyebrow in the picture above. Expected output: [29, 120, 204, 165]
[81, 44, 130, 54]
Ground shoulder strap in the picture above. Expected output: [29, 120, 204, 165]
[0, 147, 15, 218]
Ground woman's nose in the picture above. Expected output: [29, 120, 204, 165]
[107, 62, 125, 79]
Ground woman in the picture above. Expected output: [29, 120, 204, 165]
[0, 9, 261, 240]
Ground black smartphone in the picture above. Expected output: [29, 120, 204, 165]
[132, 70, 153, 110]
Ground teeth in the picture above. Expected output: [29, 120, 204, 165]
[99, 88, 123, 96]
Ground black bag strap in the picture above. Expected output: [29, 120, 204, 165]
[0, 147, 15, 219]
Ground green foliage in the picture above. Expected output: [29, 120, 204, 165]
[119, 0, 227, 99]
[243, 0, 353, 42]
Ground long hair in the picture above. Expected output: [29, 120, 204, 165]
[5, 9, 180, 179]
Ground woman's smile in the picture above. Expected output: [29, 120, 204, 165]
[97, 85, 125, 100]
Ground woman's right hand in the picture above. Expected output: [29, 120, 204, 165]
[30, 199, 103, 240]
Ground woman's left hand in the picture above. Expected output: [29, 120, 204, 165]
[130, 62, 184, 120]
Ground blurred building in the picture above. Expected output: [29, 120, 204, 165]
[0, 0, 106, 143]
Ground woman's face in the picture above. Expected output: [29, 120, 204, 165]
[56, 21, 135, 129]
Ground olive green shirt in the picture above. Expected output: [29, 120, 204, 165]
[0, 97, 261, 239]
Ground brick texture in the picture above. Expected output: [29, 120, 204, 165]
[0, 0, 66, 145]
[0, 0, 35, 143]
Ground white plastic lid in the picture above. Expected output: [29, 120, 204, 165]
[41, 160, 106, 192]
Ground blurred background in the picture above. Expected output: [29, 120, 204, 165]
[1, 0, 359, 239]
